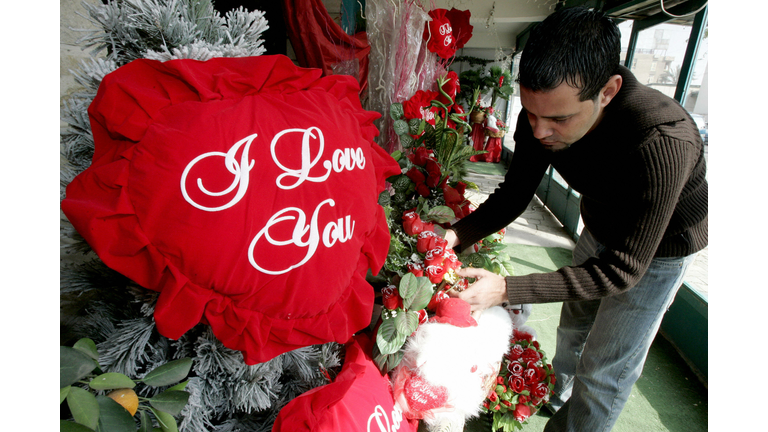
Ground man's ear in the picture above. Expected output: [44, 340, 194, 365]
[599, 74, 623, 108]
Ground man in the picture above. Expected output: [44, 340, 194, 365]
[443, 7, 707, 432]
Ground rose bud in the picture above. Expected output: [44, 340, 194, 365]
[509, 344, 524, 359]
[507, 362, 524, 377]
[407, 262, 424, 277]
[381, 285, 403, 310]
[402, 211, 429, 236]
[424, 247, 445, 267]
[509, 376, 526, 393]
[522, 348, 541, 364]
[417, 231, 438, 253]
[427, 289, 449, 311]
[426, 265, 446, 284]
[455, 278, 469, 292]
[513, 404, 531, 422]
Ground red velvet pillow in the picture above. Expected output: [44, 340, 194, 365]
[61, 55, 400, 364]
[273, 334, 419, 432]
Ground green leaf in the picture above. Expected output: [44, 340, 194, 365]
[89, 373, 136, 390]
[398, 273, 419, 300]
[423, 205, 455, 223]
[386, 349, 405, 372]
[166, 380, 189, 392]
[393, 119, 409, 136]
[394, 310, 419, 336]
[61, 346, 98, 388]
[375, 315, 407, 355]
[377, 190, 391, 207]
[151, 407, 179, 432]
[95, 395, 136, 432]
[402, 280, 434, 312]
[148, 390, 190, 416]
[390, 150, 402, 162]
[502, 261, 515, 277]
[73, 338, 99, 362]
[67, 386, 100, 430]
[408, 118, 422, 135]
[60, 420, 96, 432]
[61, 385, 71, 404]
[139, 410, 153, 432]
[390, 103, 404, 120]
[399, 134, 415, 148]
[141, 358, 192, 387]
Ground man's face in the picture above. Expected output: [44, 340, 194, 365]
[520, 83, 603, 152]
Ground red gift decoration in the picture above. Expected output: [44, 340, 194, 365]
[61, 55, 401, 364]
[273, 333, 419, 432]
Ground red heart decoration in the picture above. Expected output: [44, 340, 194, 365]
[61, 55, 400, 364]
[403, 374, 449, 413]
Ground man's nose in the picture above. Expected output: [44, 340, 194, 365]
[530, 119, 552, 140]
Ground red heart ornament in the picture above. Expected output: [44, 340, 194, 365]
[403, 374, 449, 413]
[61, 55, 400, 364]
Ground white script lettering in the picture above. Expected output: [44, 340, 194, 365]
[248, 199, 355, 275]
[367, 405, 403, 432]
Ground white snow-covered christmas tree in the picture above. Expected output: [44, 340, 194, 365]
[60, 2, 345, 430]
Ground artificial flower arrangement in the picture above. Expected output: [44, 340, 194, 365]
[483, 329, 556, 431]
[371, 69, 516, 373]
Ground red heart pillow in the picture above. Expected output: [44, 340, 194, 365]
[61, 55, 400, 364]
[272, 333, 419, 432]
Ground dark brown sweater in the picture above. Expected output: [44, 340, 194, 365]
[451, 66, 708, 304]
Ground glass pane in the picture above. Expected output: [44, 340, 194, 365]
[624, 22, 694, 99]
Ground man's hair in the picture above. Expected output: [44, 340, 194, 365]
[517, 7, 621, 101]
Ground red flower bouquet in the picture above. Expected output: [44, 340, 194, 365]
[423, 8, 473, 60]
[483, 329, 556, 431]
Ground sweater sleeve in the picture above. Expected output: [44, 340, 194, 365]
[450, 114, 550, 251]
[503, 133, 700, 304]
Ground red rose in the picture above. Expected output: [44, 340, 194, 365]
[531, 382, 550, 400]
[425, 159, 442, 188]
[417, 308, 429, 325]
[382, 285, 402, 310]
[524, 365, 545, 386]
[518, 395, 530, 405]
[507, 361, 524, 377]
[427, 289, 449, 311]
[402, 211, 433, 236]
[405, 167, 426, 184]
[521, 348, 541, 364]
[513, 329, 534, 342]
[454, 278, 469, 292]
[488, 391, 498, 402]
[409, 147, 433, 167]
[426, 265, 447, 284]
[501, 399, 512, 407]
[442, 183, 463, 205]
[408, 262, 424, 277]
[424, 247, 445, 268]
[415, 182, 431, 197]
[499, 75, 504, 87]
[417, 231, 439, 254]
[509, 344, 524, 360]
[508, 376, 526, 393]
[403, 90, 440, 124]
[437, 71, 460, 107]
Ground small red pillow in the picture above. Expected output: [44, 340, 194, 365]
[61, 55, 400, 364]
[273, 334, 419, 432]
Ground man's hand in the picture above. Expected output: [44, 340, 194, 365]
[449, 267, 507, 313]
[443, 229, 459, 249]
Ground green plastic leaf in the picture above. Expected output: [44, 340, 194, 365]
[501, 261, 515, 277]
[399, 133, 414, 148]
[61, 346, 98, 388]
[89, 372, 136, 390]
[424, 206, 455, 223]
[397, 273, 419, 300]
[148, 390, 190, 416]
[394, 310, 419, 336]
[66, 386, 99, 430]
[376, 315, 407, 355]
[141, 358, 192, 387]
[60, 420, 96, 432]
[390, 150, 402, 162]
[61, 385, 71, 404]
[377, 190, 391, 207]
[167, 380, 189, 392]
[408, 118, 422, 135]
[95, 395, 136, 432]
[403, 280, 434, 312]
[151, 407, 179, 432]
[389, 102, 404, 120]
[139, 410, 153, 432]
[393, 119, 409, 136]
[73, 338, 99, 362]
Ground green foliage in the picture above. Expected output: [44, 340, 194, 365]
[60, 338, 192, 432]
